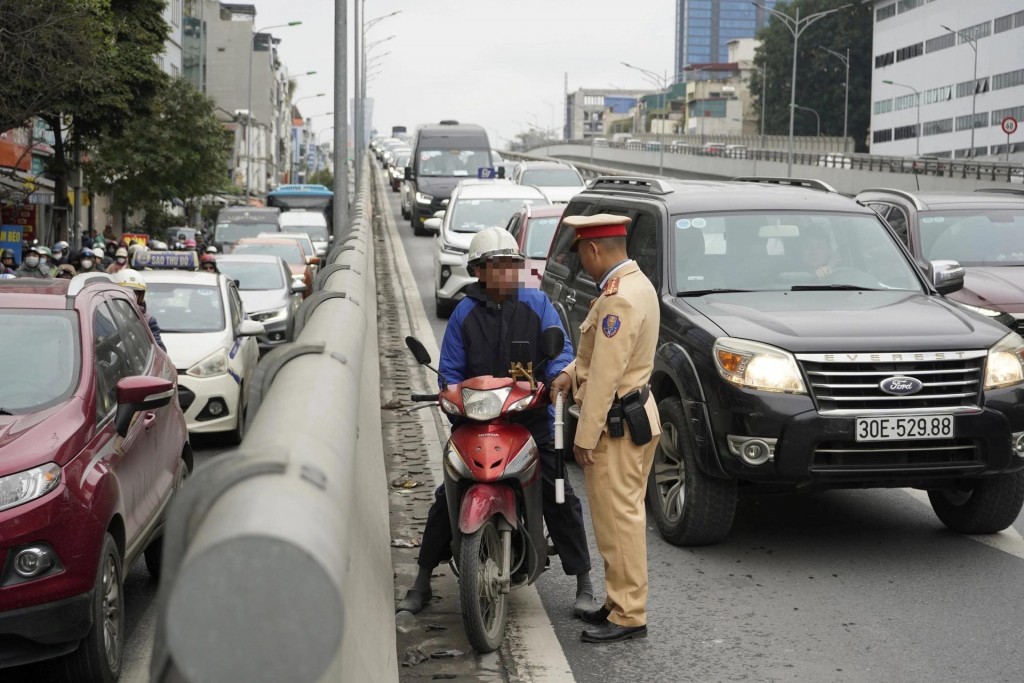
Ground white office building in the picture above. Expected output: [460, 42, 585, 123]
[870, 0, 1024, 159]
[157, 0, 184, 78]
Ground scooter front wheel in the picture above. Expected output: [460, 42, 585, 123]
[459, 518, 508, 653]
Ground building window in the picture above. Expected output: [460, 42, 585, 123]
[959, 21, 991, 43]
[170, 63, 180, 78]
[876, 4, 896, 21]
[896, 43, 923, 62]
[922, 85, 952, 105]
[893, 124, 918, 141]
[893, 93, 919, 111]
[992, 68, 1024, 91]
[991, 142, 1024, 156]
[954, 146, 988, 158]
[172, 0, 181, 27]
[922, 118, 953, 136]
[925, 33, 955, 53]
[874, 52, 895, 69]
[897, 0, 925, 12]
[873, 99, 893, 115]
[873, 129, 893, 144]
[956, 77, 989, 98]
[992, 105, 1024, 124]
[955, 112, 988, 130]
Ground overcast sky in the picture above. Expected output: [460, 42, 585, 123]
[248, 0, 675, 147]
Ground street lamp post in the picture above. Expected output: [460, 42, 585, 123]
[793, 104, 821, 137]
[246, 21, 301, 202]
[356, 8, 402, 187]
[751, 63, 767, 146]
[621, 61, 674, 176]
[883, 79, 921, 156]
[752, 2, 853, 177]
[817, 45, 850, 154]
[291, 94, 326, 182]
[941, 24, 980, 157]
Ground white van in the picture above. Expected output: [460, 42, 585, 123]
[278, 210, 331, 257]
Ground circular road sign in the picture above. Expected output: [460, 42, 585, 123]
[1002, 116, 1018, 135]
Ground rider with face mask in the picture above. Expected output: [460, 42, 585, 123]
[106, 247, 129, 274]
[15, 246, 50, 278]
[1, 249, 15, 276]
[77, 248, 99, 273]
[35, 246, 57, 277]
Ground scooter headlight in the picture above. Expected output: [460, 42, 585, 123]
[461, 388, 511, 421]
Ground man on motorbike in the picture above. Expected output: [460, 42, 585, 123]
[397, 227, 596, 617]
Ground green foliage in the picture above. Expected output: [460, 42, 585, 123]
[307, 169, 334, 187]
[85, 78, 230, 212]
[749, 0, 873, 151]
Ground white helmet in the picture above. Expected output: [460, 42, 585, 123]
[466, 227, 523, 274]
[114, 268, 147, 292]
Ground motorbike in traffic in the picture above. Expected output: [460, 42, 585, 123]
[405, 328, 566, 653]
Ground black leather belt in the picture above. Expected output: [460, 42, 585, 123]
[615, 384, 650, 407]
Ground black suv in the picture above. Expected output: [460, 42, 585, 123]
[543, 176, 1024, 546]
[855, 188, 1024, 331]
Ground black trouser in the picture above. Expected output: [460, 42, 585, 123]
[417, 447, 592, 576]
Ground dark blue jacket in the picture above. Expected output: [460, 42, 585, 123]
[439, 284, 574, 449]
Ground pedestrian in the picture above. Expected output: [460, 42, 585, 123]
[114, 269, 166, 351]
[549, 214, 661, 644]
[106, 247, 129, 274]
[396, 227, 597, 617]
[15, 245, 50, 278]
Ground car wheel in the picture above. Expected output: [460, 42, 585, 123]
[413, 218, 429, 237]
[225, 387, 246, 446]
[401, 204, 410, 220]
[61, 533, 124, 683]
[646, 397, 736, 546]
[435, 296, 455, 319]
[928, 472, 1024, 534]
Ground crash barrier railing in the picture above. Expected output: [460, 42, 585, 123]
[519, 140, 1024, 183]
[501, 150, 638, 180]
[151, 155, 398, 683]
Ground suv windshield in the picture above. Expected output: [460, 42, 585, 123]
[282, 224, 328, 241]
[451, 198, 544, 233]
[233, 243, 304, 266]
[418, 149, 490, 177]
[524, 217, 559, 258]
[672, 212, 923, 294]
[520, 169, 583, 187]
[215, 223, 279, 244]
[919, 209, 1024, 266]
[147, 283, 226, 333]
[217, 262, 284, 290]
[0, 311, 79, 412]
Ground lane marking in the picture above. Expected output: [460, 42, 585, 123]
[376, 168, 575, 682]
[903, 488, 1024, 561]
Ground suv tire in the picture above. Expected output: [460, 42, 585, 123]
[927, 471, 1024, 534]
[647, 397, 736, 546]
[61, 533, 124, 683]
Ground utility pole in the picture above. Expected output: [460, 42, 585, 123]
[334, 0, 349, 232]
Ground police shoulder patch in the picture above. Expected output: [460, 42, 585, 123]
[602, 314, 621, 338]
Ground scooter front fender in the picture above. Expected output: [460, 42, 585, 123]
[459, 483, 517, 535]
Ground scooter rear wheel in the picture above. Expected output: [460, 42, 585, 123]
[459, 518, 508, 653]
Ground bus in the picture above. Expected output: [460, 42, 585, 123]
[266, 184, 334, 230]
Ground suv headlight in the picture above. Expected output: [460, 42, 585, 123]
[985, 332, 1024, 389]
[961, 303, 1002, 317]
[0, 463, 61, 513]
[462, 387, 512, 421]
[187, 348, 229, 378]
[713, 338, 806, 394]
[415, 192, 434, 204]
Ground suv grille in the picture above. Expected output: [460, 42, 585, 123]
[797, 351, 985, 414]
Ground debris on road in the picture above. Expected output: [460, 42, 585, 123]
[402, 646, 430, 667]
[391, 537, 422, 548]
[391, 474, 424, 489]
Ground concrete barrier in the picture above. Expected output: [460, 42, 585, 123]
[151, 156, 397, 683]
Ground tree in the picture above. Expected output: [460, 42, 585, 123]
[307, 169, 334, 187]
[85, 78, 231, 222]
[749, 0, 873, 151]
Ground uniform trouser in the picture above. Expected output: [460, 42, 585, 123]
[417, 447, 592, 576]
[583, 432, 658, 628]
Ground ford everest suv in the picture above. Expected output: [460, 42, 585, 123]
[543, 176, 1024, 546]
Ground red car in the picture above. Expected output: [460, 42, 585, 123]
[0, 276, 190, 680]
[505, 203, 566, 287]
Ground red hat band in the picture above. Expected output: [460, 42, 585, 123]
[574, 223, 628, 242]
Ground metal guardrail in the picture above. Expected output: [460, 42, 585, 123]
[151, 155, 393, 682]
[502, 150, 637, 181]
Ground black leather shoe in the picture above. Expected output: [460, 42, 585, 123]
[574, 604, 610, 625]
[396, 587, 432, 614]
[580, 620, 648, 643]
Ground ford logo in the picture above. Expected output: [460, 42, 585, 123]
[879, 376, 924, 396]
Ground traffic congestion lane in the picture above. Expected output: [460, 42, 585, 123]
[383, 179, 1024, 682]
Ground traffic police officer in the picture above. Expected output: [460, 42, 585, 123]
[550, 213, 661, 644]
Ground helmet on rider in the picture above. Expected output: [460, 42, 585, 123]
[199, 254, 218, 273]
[115, 268, 147, 305]
[466, 227, 524, 276]
[205, 246, 218, 254]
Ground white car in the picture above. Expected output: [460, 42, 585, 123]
[279, 210, 331, 258]
[144, 270, 263, 443]
[511, 161, 586, 203]
[431, 179, 549, 317]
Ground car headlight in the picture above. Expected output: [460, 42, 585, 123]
[187, 348, 229, 378]
[462, 387, 512, 421]
[713, 338, 806, 394]
[250, 308, 288, 324]
[416, 192, 434, 204]
[961, 303, 1002, 317]
[0, 463, 60, 513]
[985, 332, 1024, 389]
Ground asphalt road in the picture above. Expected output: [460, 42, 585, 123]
[382, 174, 1024, 683]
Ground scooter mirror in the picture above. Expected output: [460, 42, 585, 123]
[540, 326, 565, 360]
[405, 336, 432, 365]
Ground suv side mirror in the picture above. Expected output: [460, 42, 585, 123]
[930, 259, 965, 295]
[115, 376, 175, 438]
[308, 256, 321, 266]
[541, 326, 565, 360]
[291, 280, 308, 294]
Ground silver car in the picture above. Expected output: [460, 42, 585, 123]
[215, 254, 304, 352]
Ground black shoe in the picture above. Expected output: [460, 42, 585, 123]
[396, 587, 432, 614]
[574, 603, 610, 625]
[580, 620, 648, 643]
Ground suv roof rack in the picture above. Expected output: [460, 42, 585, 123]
[67, 272, 114, 298]
[975, 187, 1024, 196]
[587, 176, 675, 195]
[732, 176, 838, 193]
[857, 187, 924, 210]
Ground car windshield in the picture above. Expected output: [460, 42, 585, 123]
[671, 212, 923, 294]
[147, 283, 226, 333]
[520, 169, 583, 187]
[918, 209, 1024, 266]
[217, 261, 284, 290]
[396, 154, 411, 168]
[233, 243, 304, 266]
[215, 223, 279, 243]
[451, 198, 544, 233]
[0, 311, 78, 412]
[282, 224, 328, 241]
[524, 217, 559, 258]
[418, 149, 491, 177]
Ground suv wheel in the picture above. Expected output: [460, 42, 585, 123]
[61, 533, 124, 683]
[927, 472, 1024, 534]
[647, 397, 736, 546]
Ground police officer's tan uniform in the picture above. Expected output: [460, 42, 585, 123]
[562, 215, 661, 629]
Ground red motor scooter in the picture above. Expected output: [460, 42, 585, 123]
[405, 328, 566, 653]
